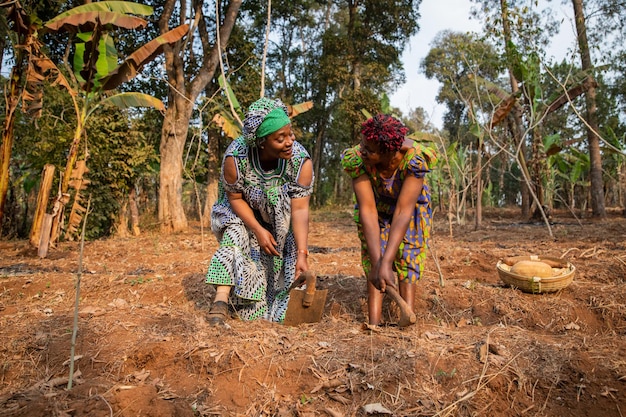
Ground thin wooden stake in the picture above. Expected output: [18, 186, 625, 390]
[67, 194, 91, 390]
[428, 237, 445, 287]
[260, 0, 271, 98]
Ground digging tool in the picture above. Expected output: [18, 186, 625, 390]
[384, 286, 416, 328]
[283, 271, 327, 326]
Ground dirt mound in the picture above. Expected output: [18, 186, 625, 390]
[1, 209, 625, 416]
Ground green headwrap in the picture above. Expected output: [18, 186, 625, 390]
[256, 108, 291, 139]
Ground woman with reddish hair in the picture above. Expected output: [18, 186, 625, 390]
[341, 114, 436, 326]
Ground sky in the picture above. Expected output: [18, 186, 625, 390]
[389, 0, 579, 129]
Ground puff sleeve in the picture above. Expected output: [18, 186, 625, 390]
[287, 142, 314, 199]
[220, 138, 248, 195]
[340, 145, 366, 179]
[404, 148, 430, 179]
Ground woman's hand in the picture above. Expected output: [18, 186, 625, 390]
[368, 259, 397, 292]
[295, 252, 309, 281]
[377, 261, 398, 292]
[367, 260, 396, 292]
[254, 227, 280, 256]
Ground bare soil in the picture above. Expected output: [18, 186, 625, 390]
[1, 208, 625, 417]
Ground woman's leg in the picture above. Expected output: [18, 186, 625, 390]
[367, 281, 384, 325]
[214, 285, 231, 303]
[399, 281, 416, 313]
[208, 285, 231, 326]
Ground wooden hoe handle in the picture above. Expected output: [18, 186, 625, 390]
[385, 286, 416, 328]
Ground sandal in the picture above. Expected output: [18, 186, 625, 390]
[208, 301, 229, 326]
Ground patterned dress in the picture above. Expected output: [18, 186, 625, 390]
[340, 142, 436, 283]
[206, 137, 313, 322]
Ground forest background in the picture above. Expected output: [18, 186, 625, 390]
[0, 0, 624, 244]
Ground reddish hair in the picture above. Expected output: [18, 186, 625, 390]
[360, 114, 408, 153]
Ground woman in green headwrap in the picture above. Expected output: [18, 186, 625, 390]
[205, 97, 314, 325]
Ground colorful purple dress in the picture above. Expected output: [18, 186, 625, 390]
[206, 137, 313, 322]
[340, 143, 435, 283]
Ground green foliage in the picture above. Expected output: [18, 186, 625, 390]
[84, 105, 159, 238]
[73, 32, 118, 89]
[3, 79, 159, 238]
[12, 0, 185, 240]
[125, 275, 162, 286]
[7, 85, 75, 234]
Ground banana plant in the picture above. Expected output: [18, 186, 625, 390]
[22, 1, 188, 244]
[38, 1, 188, 194]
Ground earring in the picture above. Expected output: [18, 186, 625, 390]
[260, 145, 265, 150]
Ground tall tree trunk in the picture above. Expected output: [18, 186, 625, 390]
[529, 127, 545, 216]
[116, 197, 130, 238]
[0, 33, 5, 75]
[159, 98, 193, 232]
[474, 141, 483, 230]
[0, 42, 26, 225]
[500, 0, 531, 219]
[202, 131, 221, 227]
[129, 186, 140, 236]
[158, 0, 242, 233]
[572, 0, 606, 218]
[498, 152, 506, 205]
[621, 162, 626, 216]
[29, 164, 55, 247]
[311, 115, 327, 207]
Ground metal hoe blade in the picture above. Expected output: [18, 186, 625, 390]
[283, 271, 327, 326]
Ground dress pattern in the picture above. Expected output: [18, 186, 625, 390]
[340, 142, 436, 283]
[206, 137, 313, 322]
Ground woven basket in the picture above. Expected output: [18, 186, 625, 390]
[496, 255, 575, 294]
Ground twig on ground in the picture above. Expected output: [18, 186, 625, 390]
[538, 378, 557, 415]
[428, 238, 445, 287]
[324, 407, 344, 417]
[561, 248, 580, 258]
[580, 247, 605, 258]
[262, 355, 274, 384]
[95, 394, 113, 417]
[614, 256, 626, 267]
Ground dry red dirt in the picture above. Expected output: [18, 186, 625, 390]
[1, 208, 625, 417]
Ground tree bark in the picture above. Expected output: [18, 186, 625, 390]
[474, 140, 483, 231]
[311, 119, 326, 207]
[159, 98, 193, 232]
[116, 198, 130, 238]
[0, 42, 26, 225]
[572, 0, 606, 218]
[158, 0, 242, 233]
[201, 131, 221, 228]
[29, 164, 55, 247]
[529, 127, 545, 216]
[621, 162, 626, 216]
[500, 0, 530, 218]
[129, 186, 141, 236]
